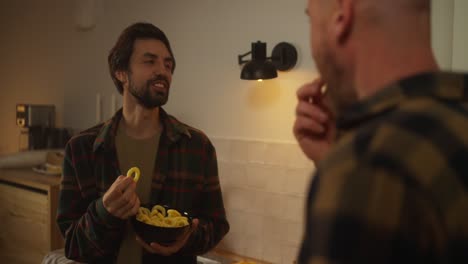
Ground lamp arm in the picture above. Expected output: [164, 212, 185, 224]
[238, 51, 252, 65]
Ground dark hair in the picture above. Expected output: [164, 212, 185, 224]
[108, 22, 176, 94]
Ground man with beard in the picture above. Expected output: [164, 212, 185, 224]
[57, 23, 229, 264]
[294, 0, 468, 263]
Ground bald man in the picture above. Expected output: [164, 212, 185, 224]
[294, 0, 468, 263]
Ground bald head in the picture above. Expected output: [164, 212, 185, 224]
[306, 0, 437, 114]
[307, 0, 431, 26]
[355, 0, 431, 27]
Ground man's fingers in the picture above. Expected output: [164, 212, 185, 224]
[115, 194, 136, 218]
[178, 218, 198, 242]
[114, 175, 134, 192]
[105, 176, 137, 218]
[104, 176, 133, 201]
[145, 218, 200, 256]
[295, 101, 328, 122]
[136, 236, 157, 254]
[113, 181, 138, 218]
[190, 219, 199, 232]
[297, 78, 325, 100]
[174, 218, 198, 247]
[294, 115, 326, 137]
[111, 180, 136, 210]
[148, 242, 175, 256]
[130, 196, 141, 216]
[121, 196, 140, 219]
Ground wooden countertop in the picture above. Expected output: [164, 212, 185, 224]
[208, 248, 272, 264]
[0, 168, 61, 191]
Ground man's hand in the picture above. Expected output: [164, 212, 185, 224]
[102, 175, 140, 219]
[136, 218, 199, 256]
[293, 78, 336, 163]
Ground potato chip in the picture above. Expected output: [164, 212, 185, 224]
[136, 205, 189, 228]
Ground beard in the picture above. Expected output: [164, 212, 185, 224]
[315, 46, 358, 116]
[128, 74, 170, 109]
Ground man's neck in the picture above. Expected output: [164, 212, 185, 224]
[353, 31, 439, 100]
[121, 101, 161, 140]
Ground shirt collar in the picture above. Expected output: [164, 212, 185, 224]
[92, 107, 191, 152]
[337, 71, 468, 131]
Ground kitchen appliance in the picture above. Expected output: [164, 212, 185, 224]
[26, 126, 71, 150]
[16, 104, 70, 150]
[16, 104, 55, 128]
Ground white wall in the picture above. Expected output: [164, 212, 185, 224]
[63, 0, 458, 141]
[62, 0, 317, 143]
[0, 1, 464, 262]
[452, 0, 468, 71]
[0, 0, 458, 154]
[0, 0, 73, 154]
[431, 0, 454, 70]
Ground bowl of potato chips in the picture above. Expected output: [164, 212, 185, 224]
[131, 204, 192, 245]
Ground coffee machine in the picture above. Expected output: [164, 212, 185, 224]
[16, 104, 70, 150]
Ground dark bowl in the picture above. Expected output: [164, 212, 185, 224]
[131, 204, 192, 245]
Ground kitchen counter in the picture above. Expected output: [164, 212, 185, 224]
[0, 168, 270, 264]
[203, 248, 271, 264]
[0, 167, 62, 190]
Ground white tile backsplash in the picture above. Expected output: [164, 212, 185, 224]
[228, 163, 248, 188]
[212, 137, 315, 264]
[285, 220, 304, 247]
[218, 162, 232, 188]
[242, 191, 266, 214]
[247, 140, 269, 163]
[244, 235, 264, 260]
[211, 138, 232, 162]
[262, 192, 288, 220]
[283, 196, 305, 222]
[245, 164, 270, 189]
[281, 245, 300, 264]
[243, 213, 264, 238]
[262, 239, 283, 263]
[286, 145, 316, 169]
[226, 209, 247, 235]
[220, 231, 247, 256]
[264, 166, 287, 194]
[262, 216, 289, 243]
[264, 143, 293, 166]
[224, 187, 250, 211]
[284, 168, 313, 197]
[229, 140, 250, 163]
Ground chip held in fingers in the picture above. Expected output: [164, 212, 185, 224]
[126, 167, 140, 182]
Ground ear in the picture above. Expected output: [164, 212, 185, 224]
[332, 0, 354, 44]
[115, 70, 128, 84]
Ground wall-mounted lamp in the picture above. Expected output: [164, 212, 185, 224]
[238, 41, 298, 81]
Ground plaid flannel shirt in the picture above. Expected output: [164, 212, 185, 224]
[57, 108, 229, 263]
[299, 72, 468, 264]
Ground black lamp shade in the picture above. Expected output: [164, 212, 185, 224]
[238, 41, 298, 80]
[240, 60, 278, 80]
[240, 41, 277, 80]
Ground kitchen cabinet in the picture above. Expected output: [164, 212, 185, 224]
[0, 168, 64, 264]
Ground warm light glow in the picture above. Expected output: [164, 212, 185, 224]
[257, 79, 263, 82]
